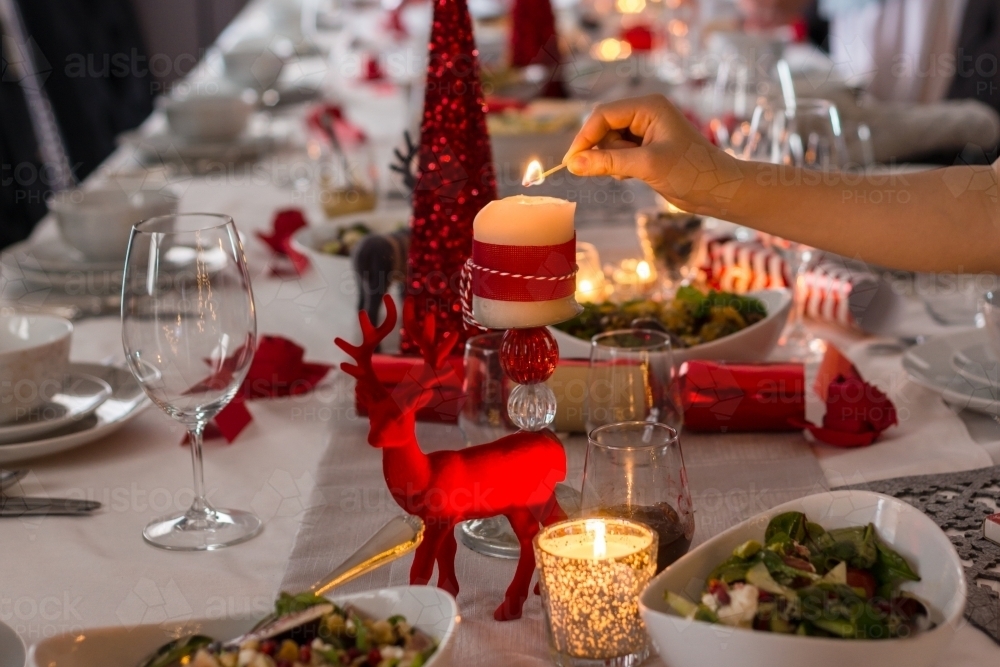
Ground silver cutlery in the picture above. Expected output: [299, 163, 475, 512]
[0, 495, 101, 517]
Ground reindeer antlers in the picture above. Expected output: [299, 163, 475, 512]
[335, 295, 398, 381]
[403, 298, 459, 369]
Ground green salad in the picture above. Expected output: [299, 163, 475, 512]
[666, 511, 931, 639]
[554, 286, 767, 348]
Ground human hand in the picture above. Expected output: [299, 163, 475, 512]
[564, 95, 745, 215]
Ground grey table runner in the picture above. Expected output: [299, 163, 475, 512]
[280, 414, 827, 665]
[839, 466, 1000, 644]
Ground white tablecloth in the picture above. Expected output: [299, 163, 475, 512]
[1, 0, 998, 663]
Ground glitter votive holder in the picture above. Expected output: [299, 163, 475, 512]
[534, 518, 658, 667]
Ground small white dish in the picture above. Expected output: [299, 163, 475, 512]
[290, 210, 409, 303]
[0, 619, 25, 667]
[0, 363, 149, 465]
[549, 288, 792, 361]
[48, 186, 178, 262]
[640, 490, 966, 667]
[163, 93, 254, 143]
[0, 372, 111, 444]
[951, 342, 1000, 387]
[0, 315, 73, 424]
[27, 585, 457, 667]
[902, 329, 1000, 417]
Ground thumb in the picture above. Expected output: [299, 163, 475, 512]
[566, 147, 643, 178]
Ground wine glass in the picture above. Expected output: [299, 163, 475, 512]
[122, 213, 262, 551]
[585, 329, 684, 434]
[745, 99, 848, 361]
[708, 54, 781, 156]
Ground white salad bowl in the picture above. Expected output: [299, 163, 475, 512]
[27, 585, 458, 667]
[550, 288, 792, 362]
[164, 93, 254, 143]
[639, 490, 966, 667]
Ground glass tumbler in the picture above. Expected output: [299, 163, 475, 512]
[581, 421, 694, 572]
[586, 330, 683, 434]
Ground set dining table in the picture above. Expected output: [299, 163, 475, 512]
[1, 0, 999, 665]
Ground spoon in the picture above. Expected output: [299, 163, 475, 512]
[138, 515, 424, 667]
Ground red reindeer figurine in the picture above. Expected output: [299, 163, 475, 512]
[335, 295, 567, 620]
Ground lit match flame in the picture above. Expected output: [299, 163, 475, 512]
[523, 159, 545, 187]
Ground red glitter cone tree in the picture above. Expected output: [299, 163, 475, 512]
[401, 0, 497, 355]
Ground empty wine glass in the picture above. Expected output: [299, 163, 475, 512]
[745, 99, 847, 361]
[122, 213, 262, 551]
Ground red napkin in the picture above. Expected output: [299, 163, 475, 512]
[256, 209, 310, 277]
[621, 24, 654, 52]
[354, 353, 465, 423]
[484, 96, 528, 114]
[683, 346, 897, 447]
[187, 336, 333, 443]
[363, 53, 386, 81]
[306, 104, 368, 146]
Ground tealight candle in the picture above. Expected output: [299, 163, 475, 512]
[472, 194, 580, 329]
[534, 518, 657, 666]
[575, 242, 607, 304]
[611, 258, 656, 300]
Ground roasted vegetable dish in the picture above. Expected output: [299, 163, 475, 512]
[666, 511, 931, 639]
[182, 592, 437, 667]
[554, 287, 767, 347]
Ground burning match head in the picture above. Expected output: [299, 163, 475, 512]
[523, 159, 545, 187]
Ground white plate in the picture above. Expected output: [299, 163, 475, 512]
[0, 619, 25, 667]
[0, 363, 149, 465]
[0, 372, 112, 444]
[549, 289, 793, 362]
[120, 127, 279, 163]
[3, 238, 125, 274]
[640, 490, 966, 667]
[27, 585, 458, 667]
[951, 342, 1000, 387]
[902, 329, 1000, 417]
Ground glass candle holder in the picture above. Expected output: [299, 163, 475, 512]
[534, 518, 658, 667]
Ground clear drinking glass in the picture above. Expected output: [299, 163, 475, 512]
[581, 421, 694, 572]
[636, 207, 703, 297]
[586, 330, 683, 434]
[122, 213, 262, 551]
[457, 332, 520, 559]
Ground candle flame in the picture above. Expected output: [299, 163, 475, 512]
[523, 159, 545, 187]
[636, 260, 651, 281]
[586, 519, 607, 558]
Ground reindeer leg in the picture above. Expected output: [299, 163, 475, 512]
[409, 520, 445, 586]
[434, 522, 460, 597]
[494, 510, 539, 621]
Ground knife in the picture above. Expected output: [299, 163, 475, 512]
[0, 496, 102, 517]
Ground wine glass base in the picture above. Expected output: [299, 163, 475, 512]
[457, 517, 521, 559]
[143, 507, 263, 551]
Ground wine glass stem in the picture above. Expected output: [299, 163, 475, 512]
[187, 422, 210, 514]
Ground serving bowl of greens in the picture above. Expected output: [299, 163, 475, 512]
[550, 288, 791, 361]
[639, 491, 965, 667]
[27, 585, 456, 667]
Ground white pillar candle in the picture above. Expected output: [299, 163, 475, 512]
[472, 195, 580, 329]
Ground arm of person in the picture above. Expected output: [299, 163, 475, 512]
[564, 95, 1000, 274]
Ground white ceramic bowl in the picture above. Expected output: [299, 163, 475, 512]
[27, 585, 457, 667]
[164, 93, 254, 143]
[49, 187, 178, 261]
[223, 39, 286, 91]
[0, 315, 73, 423]
[550, 288, 792, 361]
[640, 490, 966, 667]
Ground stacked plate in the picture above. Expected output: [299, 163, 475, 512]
[0, 364, 149, 465]
[902, 329, 1000, 417]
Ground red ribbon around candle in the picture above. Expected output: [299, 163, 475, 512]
[468, 235, 577, 302]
